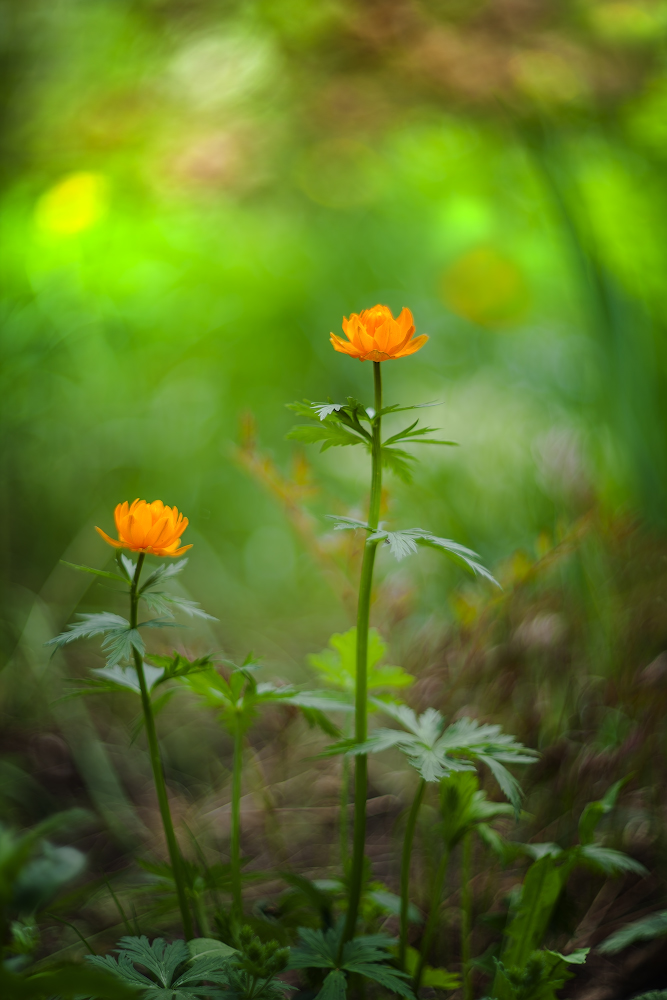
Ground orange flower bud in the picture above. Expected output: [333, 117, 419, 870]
[330, 304, 428, 362]
[96, 499, 192, 557]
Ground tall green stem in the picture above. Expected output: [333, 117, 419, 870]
[342, 362, 383, 945]
[399, 778, 426, 969]
[415, 848, 450, 992]
[130, 554, 194, 939]
[461, 831, 473, 1000]
[230, 723, 244, 918]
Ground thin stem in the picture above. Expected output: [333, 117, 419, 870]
[46, 913, 95, 955]
[461, 831, 473, 1000]
[340, 716, 351, 867]
[230, 722, 244, 918]
[130, 553, 194, 940]
[415, 848, 450, 992]
[342, 363, 383, 946]
[399, 778, 426, 970]
[105, 881, 133, 937]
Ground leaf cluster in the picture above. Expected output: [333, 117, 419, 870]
[287, 920, 414, 999]
[182, 657, 351, 737]
[86, 935, 232, 1000]
[286, 399, 455, 483]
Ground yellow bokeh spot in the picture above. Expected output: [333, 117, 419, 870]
[35, 172, 109, 235]
[440, 245, 529, 328]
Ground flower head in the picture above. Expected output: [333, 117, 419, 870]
[96, 499, 192, 557]
[330, 305, 428, 362]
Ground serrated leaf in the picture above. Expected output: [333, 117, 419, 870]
[381, 447, 415, 483]
[139, 559, 189, 593]
[46, 613, 130, 650]
[367, 527, 499, 586]
[317, 970, 347, 1000]
[312, 402, 346, 420]
[344, 963, 414, 997]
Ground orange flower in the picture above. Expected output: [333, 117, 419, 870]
[330, 304, 428, 362]
[96, 499, 192, 557]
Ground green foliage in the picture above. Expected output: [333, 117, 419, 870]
[0, 961, 140, 999]
[286, 399, 371, 452]
[439, 771, 514, 852]
[598, 910, 667, 953]
[367, 527, 500, 584]
[287, 921, 415, 998]
[403, 945, 460, 990]
[577, 777, 631, 845]
[334, 703, 537, 812]
[492, 949, 588, 1000]
[308, 627, 413, 696]
[182, 657, 351, 737]
[86, 936, 231, 999]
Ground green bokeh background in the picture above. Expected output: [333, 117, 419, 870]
[3, 0, 667, 698]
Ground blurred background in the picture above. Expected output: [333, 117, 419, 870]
[2, 0, 667, 990]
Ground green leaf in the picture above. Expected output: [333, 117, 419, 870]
[368, 889, 422, 924]
[89, 663, 165, 694]
[344, 962, 414, 997]
[404, 946, 460, 989]
[46, 613, 130, 650]
[367, 528, 500, 585]
[60, 560, 128, 583]
[383, 420, 457, 448]
[578, 844, 647, 877]
[286, 423, 367, 451]
[317, 970, 347, 1000]
[381, 447, 415, 483]
[598, 910, 667, 953]
[87, 935, 230, 999]
[0, 962, 141, 999]
[308, 627, 413, 695]
[188, 937, 237, 961]
[327, 515, 369, 531]
[501, 856, 565, 970]
[141, 591, 217, 620]
[139, 558, 189, 593]
[378, 401, 442, 417]
[578, 776, 632, 845]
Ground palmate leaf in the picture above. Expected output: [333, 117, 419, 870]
[341, 703, 537, 813]
[308, 627, 413, 696]
[87, 935, 230, 1000]
[289, 923, 415, 1000]
[366, 526, 500, 585]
